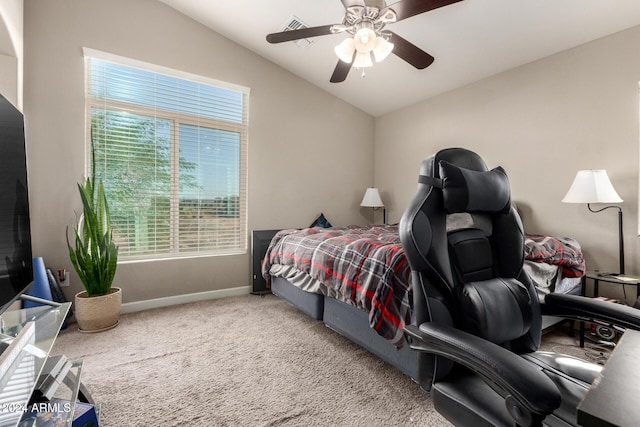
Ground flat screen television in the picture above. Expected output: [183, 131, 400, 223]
[0, 94, 33, 313]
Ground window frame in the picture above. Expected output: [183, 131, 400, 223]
[84, 48, 250, 261]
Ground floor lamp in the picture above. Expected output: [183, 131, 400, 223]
[562, 169, 624, 275]
[360, 187, 386, 224]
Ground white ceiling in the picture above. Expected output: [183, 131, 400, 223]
[158, 0, 640, 117]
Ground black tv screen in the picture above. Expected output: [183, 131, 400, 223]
[0, 94, 32, 313]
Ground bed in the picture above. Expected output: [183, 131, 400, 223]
[261, 223, 585, 387]
[524, 233, 585, 298]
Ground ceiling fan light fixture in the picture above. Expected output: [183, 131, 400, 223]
[335, 38, 355, 63]
[353, 51, 373, 68]
[267, 0, 455, 83]
[353, 27, 377, 53]
[373, 37, 394, 62]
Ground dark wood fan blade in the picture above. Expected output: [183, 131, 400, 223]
[341, 0, 365, 8]
[330, 60, 352, 83]
[389, 32, 434, 69]
[388, 0, 463, 22]
[266, 25, 334, 44]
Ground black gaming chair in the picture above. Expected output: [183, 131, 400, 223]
[399, 147, 640, 426]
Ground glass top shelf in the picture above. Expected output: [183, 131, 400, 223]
[0, 302, 71, 427]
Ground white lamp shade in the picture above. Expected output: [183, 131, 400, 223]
[373, 37, 394, 62]
[562, 169, 623, 203]
[353, 27, 377, 53]
[353, 51, 373, 68]
[360, 188, 384, 208]
[334, 38, 355, 63]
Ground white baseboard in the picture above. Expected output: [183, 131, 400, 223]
[120, 286, 251, 314]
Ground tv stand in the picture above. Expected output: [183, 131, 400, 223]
[0, 302, 95, 426]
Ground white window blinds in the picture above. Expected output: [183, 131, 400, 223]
[84, 49, 249, 260]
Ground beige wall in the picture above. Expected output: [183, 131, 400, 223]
[376, 25, 640, 302]
[23, 0, 374, 303]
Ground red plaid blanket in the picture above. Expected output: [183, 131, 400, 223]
[524, 234, 585, 278]
[262, 224, 411, 345]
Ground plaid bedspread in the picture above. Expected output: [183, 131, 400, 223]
[262, 224, 411, 345]
[524, 234, 585, 278]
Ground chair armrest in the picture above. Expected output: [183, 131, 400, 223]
[544, 293, 640, 330]
[404, 323, 560, 425]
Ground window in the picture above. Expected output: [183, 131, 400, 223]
[84, 49, 249, 260]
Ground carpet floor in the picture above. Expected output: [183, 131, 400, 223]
[51, 294, 610, 426]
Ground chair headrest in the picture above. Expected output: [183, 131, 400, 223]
[439, 160, 511, 214]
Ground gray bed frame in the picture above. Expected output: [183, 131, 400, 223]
[270, 274, 572, 392]
[271, 276, 421, 383]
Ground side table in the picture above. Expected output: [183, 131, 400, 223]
[251, 229, 281, 295]
[579, 271, 640, 347]
[0, 302, 95, 426]
[583, 271, 640, 301]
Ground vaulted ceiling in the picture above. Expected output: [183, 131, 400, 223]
[158, 0, 640, 116]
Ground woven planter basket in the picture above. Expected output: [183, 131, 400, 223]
[74, 287, 122, 333]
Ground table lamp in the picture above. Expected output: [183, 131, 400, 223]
[360, 187, 386, 224]
[562, 169, 624, 275]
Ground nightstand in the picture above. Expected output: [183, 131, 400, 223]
[251, 230, 281, 295]
[583, 271, 640, 300]
[579, 271, 640, 347]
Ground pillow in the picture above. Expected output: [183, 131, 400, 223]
[310, 213, 332, 228]
[439, 161, 511, 214]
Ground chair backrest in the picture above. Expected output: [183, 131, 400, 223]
[399, 148, 541, 388]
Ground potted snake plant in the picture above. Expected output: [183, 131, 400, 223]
[67, 176, 121, 332]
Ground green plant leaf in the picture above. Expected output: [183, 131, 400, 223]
[67, 177, 119, 296]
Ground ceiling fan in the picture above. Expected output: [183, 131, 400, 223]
[266, 0, 463, 83]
